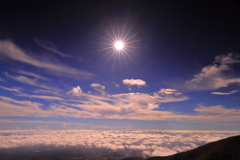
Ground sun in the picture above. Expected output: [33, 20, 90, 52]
[114, 41, 124, 50]
[94, 17, 146, 67]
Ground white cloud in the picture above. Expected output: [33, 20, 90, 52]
[0, 86, 21, 92]
[122, 79, 146, 87]
[0, 130, 239, 157]
[67, 86, 83, 97]
[69, 91, 189, 120]
[34, 38, 70, 57]
[186, 53, 240, 91]
[211, 90, 239, 95]
[5, 72, 52, 89]
[90, 83, 106, 95]
[195, 104, 240, 115]
[158, 88, 182, 95]
[0, 119, 87, 129]
[0, 40, 93, 79]
[16, 93, 64, 101]
[1, 91, 240, 122]
[0, 96, 99, 118]
[32, 89, 61, 96]
[15, 70, 50, 81]
[90, 83, 105, 90]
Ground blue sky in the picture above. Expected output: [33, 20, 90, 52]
[0, 0, 240, 130]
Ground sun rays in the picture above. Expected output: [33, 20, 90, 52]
[94, 17, 145, 68]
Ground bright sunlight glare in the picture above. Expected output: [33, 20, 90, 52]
[115, 41, 124, 50]
[94, 17, 146, 68]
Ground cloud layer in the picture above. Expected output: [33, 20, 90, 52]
[0, 130, 239, 157]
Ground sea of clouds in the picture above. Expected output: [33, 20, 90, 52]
[0, 130, 240, 157]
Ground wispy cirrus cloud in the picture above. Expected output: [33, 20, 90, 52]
[0, 96, 99, 118]
[16, 93, 64, 101]
[186, 53, 240, 91]
[5, 72, 52, 90]
[15, 70, 50, 81]
[0, 40, 93, 79]
[34, 38, 70, 57]
[211, 90, 239, 95]
[0, 86, 21, 92]
[0, 119, 87, 129]
[32, 89, 61, 96]
[194, 104, 240, 115]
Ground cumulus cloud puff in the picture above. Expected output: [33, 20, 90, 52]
[186, 53, 240, 91]
[0, 130, 239, 157]
[122, 79, 146, 87]
[67, 86, 83, 97]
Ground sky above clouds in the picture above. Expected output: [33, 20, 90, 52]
[0, 0, 240, 131]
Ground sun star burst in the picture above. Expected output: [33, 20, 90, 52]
[94, 17, 146, 68]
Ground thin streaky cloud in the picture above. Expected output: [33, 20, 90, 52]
[1, 94, 240, 122]
[15, 70, 51, 81]
[0, 96, 100, 118]
[0, 40, 93, 79]
[194, 104, 240, 115]
[0, 95, 42, 107]
[5, 72, 52, 90]
[0, 119, 88, 129]
[0, 86, 21, 92]
[211, 90, 239, 95]
[15, 93, 64, 101]
[158, 88, 182, 95]
[0, 119, 86, 126]
[32, 89, 61, 96]
[34, 38, 70, 57]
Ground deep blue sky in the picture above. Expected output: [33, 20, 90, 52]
[0, 0, 240, 130]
